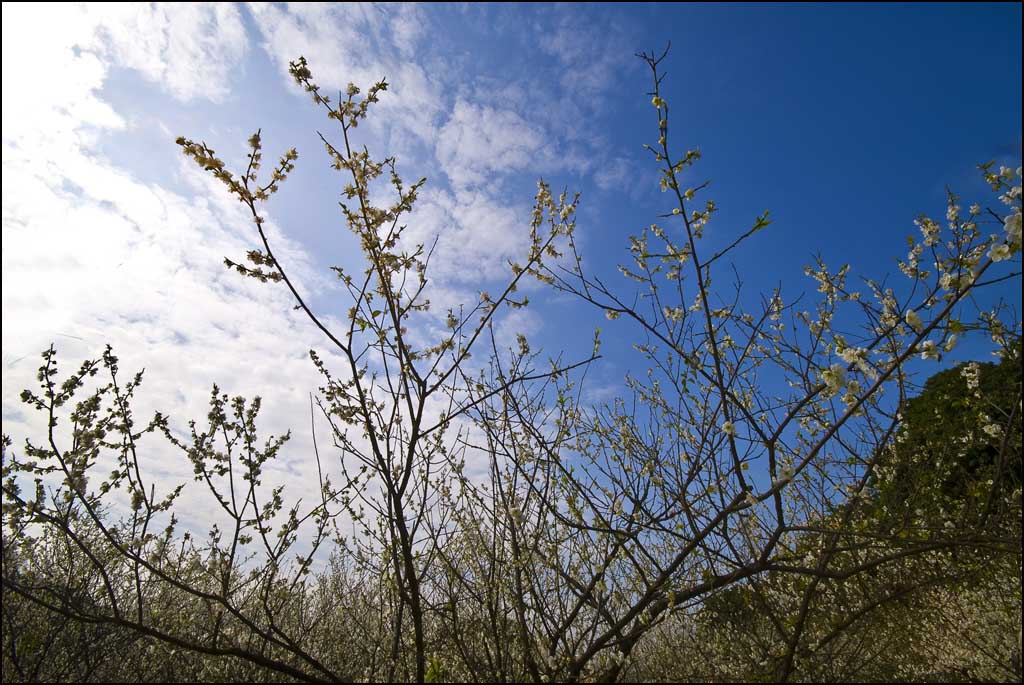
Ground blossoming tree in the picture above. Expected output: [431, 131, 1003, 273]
[2, 49, 1020, 683]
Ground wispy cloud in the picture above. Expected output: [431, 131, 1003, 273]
[93, 3, 248, 102]
[247, 3, 642, 267]
[250, 3, 444, 146]
[402, 186, 530, 284]
[436, 99, 551, 189]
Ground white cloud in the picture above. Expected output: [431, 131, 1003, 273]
[244, 3, 600, 340]
[244, 3, 560, 336]
[1, 4, 246, 112]
[2, 137, 347, 536]
[402, 186, 531, 285]
[591, 154, 652, 199]
[1, 2, 343, 540]
[435, 99, 551, 189]
[537, 9, 634, 104]
[494, 308, 543, 350]
[93, 3, 248, 102]
[249, 3, 444, 145]
[384, 3, 428, 59]
[3, 5, 120, 156]
[593, 156, 632, 191]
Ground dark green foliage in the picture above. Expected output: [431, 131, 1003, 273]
[871, 341, 1022, 535]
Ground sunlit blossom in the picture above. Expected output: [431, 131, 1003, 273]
[905, 309, 924, 333]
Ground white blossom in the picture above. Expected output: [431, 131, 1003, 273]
[1004, 210, 1021, 247]
[988, 242, 1012, 262]
[962, 362, 981, 391]
[774, 465, 795, 486]
[916, 216, 941, 246]
[821, 364, 846, 395]
[905, 309, 924, 333]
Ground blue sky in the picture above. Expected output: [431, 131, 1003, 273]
[2, 3, 1021, 525]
